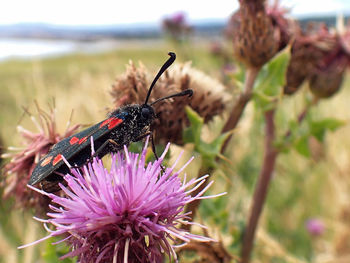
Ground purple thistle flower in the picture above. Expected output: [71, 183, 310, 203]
[171, 12, 186, 24]
[20, 138, 224, 263]
[305, 218, 325, 236]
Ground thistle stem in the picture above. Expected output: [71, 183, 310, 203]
[182, 66, 260, 232]
[221, 67, 260, 153]
[241, 97, 318, 262]
[241, 109, 278, 263]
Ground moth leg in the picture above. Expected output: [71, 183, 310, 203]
[93, 139, 121, 158]
[150, 133, 160, 161]
[150, 134, 166, 174]
[134, 131, 159, 159]
[134, 131, 152, 142]
[135, 131, 166, 174]
[40, 179, 66, 193]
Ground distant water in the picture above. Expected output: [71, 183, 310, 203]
[0, 38, 119, 61]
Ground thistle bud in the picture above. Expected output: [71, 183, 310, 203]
[309, 54, 348, 98]
[284, 23, 338, 95]
[226, 0, 291, 68]
[309, 30, 349, 98]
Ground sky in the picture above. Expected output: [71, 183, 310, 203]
[0, 0, 349, 26]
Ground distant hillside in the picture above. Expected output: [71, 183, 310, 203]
[0, 15, 348, 41]
[298, 15, 344, 29]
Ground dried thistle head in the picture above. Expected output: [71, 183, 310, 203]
[284, 23, 339, 95]
[307, 21, 350, 98]
[1, 106, 80, 213]
[111, 61, 230, 144]
[177, 240, 232, 263]
[226, 0, 283, 68]
[306, 24, 349, 98]
[309, 45, 348, 98]
[110, 61, 150, 106]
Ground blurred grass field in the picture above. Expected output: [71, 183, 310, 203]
[1, 41, 350, 263]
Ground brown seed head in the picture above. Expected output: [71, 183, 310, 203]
[1, 106, 80, 213]
[111, 61, 230, 144]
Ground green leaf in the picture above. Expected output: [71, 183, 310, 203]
[253, 50, 290, 111]
[199, 194, 229, 231]
[294, 136, 311, 157]
[43, 237, 76, 263]
[183, 106, 231, 168]
[199, 132, 232, 168]
[310, 118, 346, 142]
[183, 106, 203, 145]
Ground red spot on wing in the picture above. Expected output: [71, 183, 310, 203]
[108, 118, 122, 129]
[78, 136, 88, 144]
[100, 118, 111, 128]
[41, 156, 53, 167]
[52, 154, 63, 166]
[99, 117, 123, 129]
[69, 136, 79, 145]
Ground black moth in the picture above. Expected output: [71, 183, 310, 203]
[29, 52, 193, 191]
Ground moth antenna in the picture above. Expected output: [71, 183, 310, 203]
[144, 52, 176, 105]
[150, 89, 193, 106]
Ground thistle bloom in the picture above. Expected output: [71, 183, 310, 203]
[162, 11, 192, 42]
[305, 218, 325, 236]
[20, 138, 223, 263]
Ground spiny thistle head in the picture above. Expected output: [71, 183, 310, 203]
[226, 0, 288, 68]
[111, 61, 229, 144]
[284, 23, 339, 95]
[1, 106, 80, 212]
[308, 23, 350, 98]
[20, 138, 223, 263]
[309, 47, 348, 99]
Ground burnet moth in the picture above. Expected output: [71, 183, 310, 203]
[29, 52, 193, 191]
